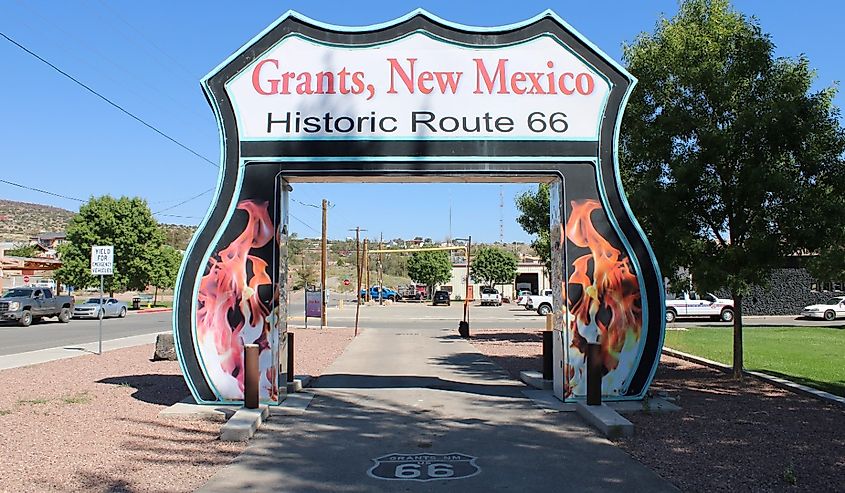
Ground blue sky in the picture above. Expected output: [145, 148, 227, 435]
[1, 1, 842, 243]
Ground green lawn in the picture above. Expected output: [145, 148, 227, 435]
[664, 327, 845, 397]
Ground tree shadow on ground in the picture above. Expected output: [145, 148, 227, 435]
[314, 373, 525, 398]
[614, 357, 845, 492]
[98, 374, 189, 406]
[470, 330, 543, 344]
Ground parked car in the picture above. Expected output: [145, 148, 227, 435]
[665, 292, 734, 323]
[360, 285, 399, 302]
[432, 290, 451, 306]
[515, 290, 532, 306]
[527, 290, 554, 316]
[801, 296, 845, 321]
[480, 287, 502, 306]
[397, 284, 426, 301]
[73, 298, 128, 319]
[0, 287, 73, 326]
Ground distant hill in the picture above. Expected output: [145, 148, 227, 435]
[0, 199, 75, 243]
[160, 223, 197, 251]
[0, 199, 196, 250]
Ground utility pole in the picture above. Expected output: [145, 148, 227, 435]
[499, 185, 504, 243]
[464, 235, 472, 326]
[349, 227, 366, 336]
[363, 239, 370, 301]
[321, 199, 328, 328]
[378, 232, 384, 305]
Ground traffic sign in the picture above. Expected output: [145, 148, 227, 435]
[23, 275, 30, 284]
[90, 245, 114, 276]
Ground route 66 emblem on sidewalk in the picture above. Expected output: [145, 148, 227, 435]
[368, 453, 480, 481]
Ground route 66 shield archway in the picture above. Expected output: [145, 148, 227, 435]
[172, 9, 665, 406]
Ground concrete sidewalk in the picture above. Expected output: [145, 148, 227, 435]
[199, 327, 676, 492]
[0, 331, 167, 370]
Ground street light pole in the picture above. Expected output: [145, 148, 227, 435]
[453, 236, 472, 338]
[464, 235, 471, 326]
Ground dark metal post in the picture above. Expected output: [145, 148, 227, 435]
[286, 332, 295, 383]
[586, 343, 602, 406]
[244, 343, 259, 409]
[543, 313, 553, 380]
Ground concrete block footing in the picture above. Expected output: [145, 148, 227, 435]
[220, 405, 270, 442]
[286, 375, 312, 393]
[576, 402, 634, 438]
[520, 370, 553, 390]
[158, 399, 239, 422]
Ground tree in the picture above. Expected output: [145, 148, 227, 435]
[807, 244, 845, 286]
[407, 250, 452, 297]
[55, 196, 166, 295]
[471, 246, 518, 287]
[4, 243, 39, 258]
[621, 0, 845, 378]
[149, 245, 182, 305]
[293, 264, 318, 290]
[515, 184, 551, 270]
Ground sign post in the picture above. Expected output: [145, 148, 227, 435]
[304, 289, 323, 329]
[90, 245, 114, 355]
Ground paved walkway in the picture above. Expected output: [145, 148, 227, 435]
[199, 327, 676, 492]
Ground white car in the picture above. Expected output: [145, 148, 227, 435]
[665, 292, 734, 323]
[526, 289, 554, 316]
[515, 290, 532, 306]
[479, 287, 502, 306]
[801, 297, 845, 321]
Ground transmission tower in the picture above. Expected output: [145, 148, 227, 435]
[499, 185, 504, 243]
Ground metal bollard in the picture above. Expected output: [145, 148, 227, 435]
[244, 343, 259, 409]
[586, 343, 602, 406]
[287, 332, 295, 383]
[542, 331, 553, 380]
[458, 320, 469, 338]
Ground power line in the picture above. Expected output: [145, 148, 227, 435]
[0, 178, 210, 219]
[0, 178, 84, 202]
[153, 188, 214, 214]
[289, 212, 320, 234]
[0, 30, 218, 169]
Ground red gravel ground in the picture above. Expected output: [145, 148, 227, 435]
[470, 327, 845, 492]
[0, 327, 354, 493]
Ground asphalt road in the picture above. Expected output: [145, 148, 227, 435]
[3, 296, 839, 357]
[0, 311, 172, 356]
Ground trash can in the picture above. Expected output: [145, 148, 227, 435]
[132, 297, 141, 310]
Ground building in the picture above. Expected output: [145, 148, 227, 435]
[442, 261, 549, 300]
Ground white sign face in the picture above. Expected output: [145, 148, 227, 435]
[90, 245, 114, 276]
[226, 33, 610, 141]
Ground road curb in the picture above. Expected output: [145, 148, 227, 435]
[135, 307, 172, 314]
[662, 347, 845, 407]
[0, 331, 169, 371]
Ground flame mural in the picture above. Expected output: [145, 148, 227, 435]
[196, 199, 279, 402]
[564, 199, 642, 398]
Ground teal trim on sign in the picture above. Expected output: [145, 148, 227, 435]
[611, 77, 666, 398]
[189, 158, 248, 404]
[242, 155, 597, 163]
[172, 77, 230, 405]
[204, 9, 637, 85]
[591, 155, 650, 399]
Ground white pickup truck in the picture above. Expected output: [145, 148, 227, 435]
[479, 287, 502, 306]
[526, 289, 554, 315]
[665, 292, 734, 323]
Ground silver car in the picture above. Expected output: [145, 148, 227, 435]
[73, 298, 128, 319]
